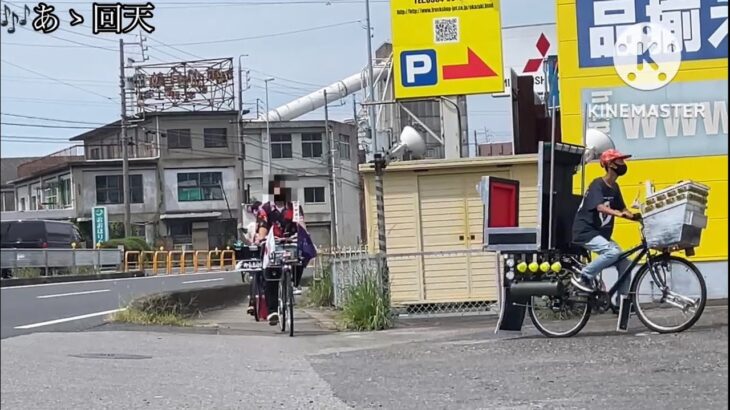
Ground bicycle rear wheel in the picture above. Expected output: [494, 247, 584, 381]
[250, 273, 261, 322]
[630, 255, 706, 333]
[278, 271, 288, 333]
[288, 270, 295, 337]
[527, 272, 592, 338]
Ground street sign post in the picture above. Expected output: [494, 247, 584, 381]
[92, 206, 109, 245]
[391, 0, 505, 99]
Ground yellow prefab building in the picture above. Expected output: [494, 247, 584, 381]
[557, 0, 728, 297]
[360, 155, 539, 307]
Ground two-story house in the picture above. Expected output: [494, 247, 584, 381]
[2, 111, 362, 250]
[240, 120, 362, 248]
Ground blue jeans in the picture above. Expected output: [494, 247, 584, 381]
[582, 236, 632, 302]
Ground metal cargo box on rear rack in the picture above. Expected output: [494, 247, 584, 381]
[480, 142, 585, 333]
[642, 181, 710, 256]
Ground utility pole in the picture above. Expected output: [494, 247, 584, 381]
[119, 38, 131, 238]
[364, 0, 389, 298]
[364, 0, 378, 155]
[263, 78, 274, 202]
[324, 90, 338, 249]
[473, 129, 478, 157]
[237, 54, 248, 235]
[118, 35, 147, 238]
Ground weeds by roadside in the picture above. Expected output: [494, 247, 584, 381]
[306, 262, 334, 307]
[111, 294, 196, 327]
[112, 307, 190, 327]
[13, 268, 42, 279]
[340, 274, 392, 331]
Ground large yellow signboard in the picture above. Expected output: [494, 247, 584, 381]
[391, 0, 505, 99]
[557, 0, 728, 263]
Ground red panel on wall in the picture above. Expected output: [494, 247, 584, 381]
[488, 180, 518, 228]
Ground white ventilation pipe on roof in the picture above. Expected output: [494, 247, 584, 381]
[258, 65, 386, 122]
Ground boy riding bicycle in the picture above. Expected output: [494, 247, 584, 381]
[571, 149, 638, 304]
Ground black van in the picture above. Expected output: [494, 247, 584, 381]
[0, 220, 85, 249]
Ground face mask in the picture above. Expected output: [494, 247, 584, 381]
[614, 163, 628, 176]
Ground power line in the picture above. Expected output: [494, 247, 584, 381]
[147, 37, 203, 60]
[2, 96, 118, 106]
[247, 69, 327, 88]
[14, 26, 117, 51]
[0, 113, 108, 125]
[0, 60, 118, 103]
[1, 75, 113, 85]
[161, 20, 361, 46]
[43, 0, 388, 6]
[1, 122, 111, 129]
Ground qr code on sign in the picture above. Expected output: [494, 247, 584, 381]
[434, 17, 459, 44]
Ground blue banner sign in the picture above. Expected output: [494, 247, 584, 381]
[577, 0, 729, 68]
[581, 79, 728, 160]
[92, 206, 109, 245]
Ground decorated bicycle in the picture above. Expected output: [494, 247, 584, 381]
[482, 130, 709, 338]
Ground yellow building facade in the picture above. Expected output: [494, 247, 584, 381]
[556, 0, 728, 276]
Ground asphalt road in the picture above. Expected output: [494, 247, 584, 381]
[1, 305, 726, 409]
[0, 270, 244, 339]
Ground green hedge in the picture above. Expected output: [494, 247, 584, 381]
[100, 237, 152, 252]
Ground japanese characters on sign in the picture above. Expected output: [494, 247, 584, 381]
[132, 58, 236, 114]
[576, 0, 728, 68]
[92, 206, 109, 245]
[2, 2, 155, 35]
[92, 2, 155, 34]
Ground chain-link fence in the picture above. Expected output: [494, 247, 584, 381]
[313, 248, 500, 318]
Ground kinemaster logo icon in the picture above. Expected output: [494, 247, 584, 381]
[613, 22, 682, 91]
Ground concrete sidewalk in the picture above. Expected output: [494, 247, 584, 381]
[190, 301, 336, 337]
[189, 295, 728, 343]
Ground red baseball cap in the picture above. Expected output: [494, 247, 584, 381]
[600, 149, 632, 168]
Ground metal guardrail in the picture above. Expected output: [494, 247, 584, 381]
[0, 248, 123, 270]
[123, 249, 237, 275]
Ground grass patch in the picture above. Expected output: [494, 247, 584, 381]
[100, 237, 151, 252]
[112, 307, 190, 327]
[306, 262, 334, 307]
[111, 294, 195, 327]
[13, 268, 42, 279]
[340, 274, 392, 331]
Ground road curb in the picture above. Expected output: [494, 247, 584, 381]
[129, 284, 247, 317]
[0, 270, 146, 287]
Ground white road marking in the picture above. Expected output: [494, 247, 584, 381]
[182, 278, 224, 285]
[0, 270, 239, 290]
[14, 308, 127, 329]
[36, 289, 111, 299]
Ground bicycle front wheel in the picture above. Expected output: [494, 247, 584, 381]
[288, 271, 295, 337]
[630, 255, 707, 334]
[278, 273, 287, 333]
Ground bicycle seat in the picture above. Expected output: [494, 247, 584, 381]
[568, 242, 591, 259]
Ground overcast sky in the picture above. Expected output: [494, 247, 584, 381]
[0, 0, 555, 158]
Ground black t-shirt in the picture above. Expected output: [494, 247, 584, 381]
[571, 177, 626, 245]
